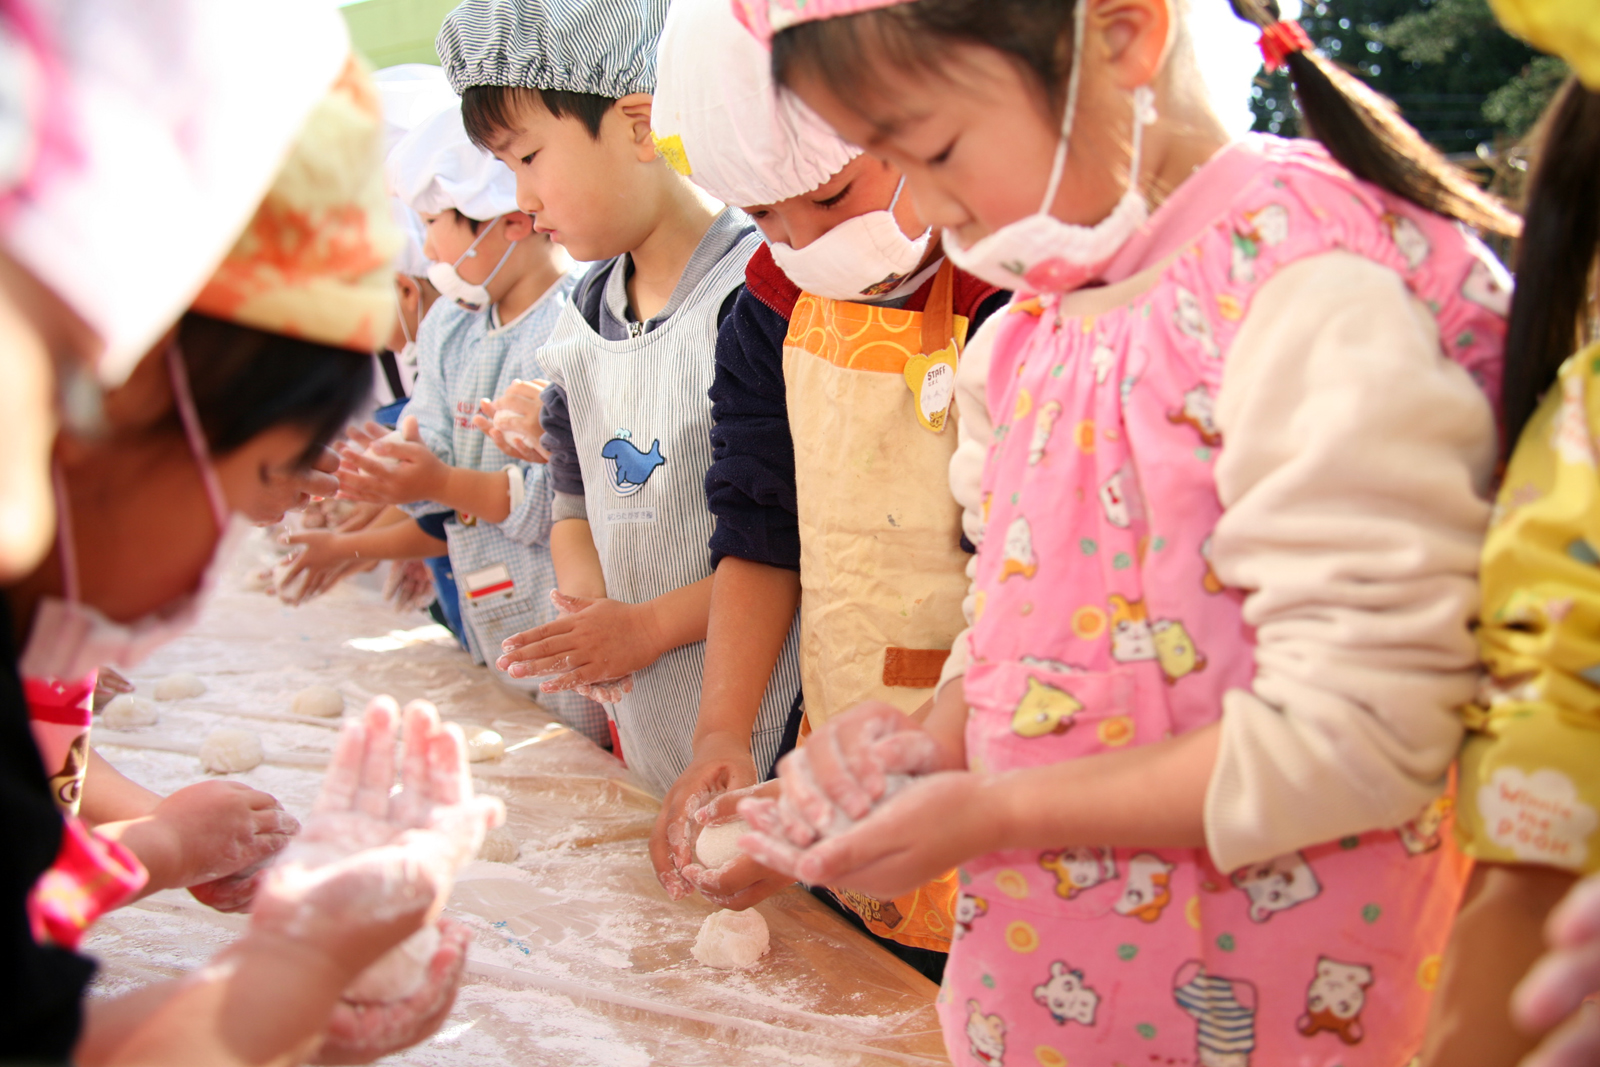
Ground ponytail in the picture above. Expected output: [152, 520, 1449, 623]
[1500, 78, 1600, 444]
[1229, 0, 1519, 239]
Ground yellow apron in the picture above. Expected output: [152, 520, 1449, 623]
[782, 263, 970, 952]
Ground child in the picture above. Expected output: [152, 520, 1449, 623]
[442, 0, 801, 796]
[322, 102, 609, 748]
[736, 1, 1516, 1063]
[1420, 32, 1600, 1067]
[644, 0, 1008, 977]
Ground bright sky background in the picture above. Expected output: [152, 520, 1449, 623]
[1190, 0, 1301, 136]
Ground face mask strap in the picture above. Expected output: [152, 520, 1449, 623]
[478, 233, 521, 291]
[453, 213, 503, 267]
[1039, 0, 1090, 217]
[164, 344, 232, 535]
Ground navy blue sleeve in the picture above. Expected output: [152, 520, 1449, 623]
[413, 511, 452, 544]
[539, 383, 585, 497]
[705, 289, 800, 571]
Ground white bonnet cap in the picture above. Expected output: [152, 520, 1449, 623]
[387, 102, 520, 221]
[651, 0, 859, 208]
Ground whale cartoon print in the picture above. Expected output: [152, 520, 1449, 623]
[601, 430, 666, 497]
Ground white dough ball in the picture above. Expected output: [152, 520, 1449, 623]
[345, 922, 440, 1002]
[101, 695, 159, 729]
[291, 685, 345, 718]
[462, 725, 504, 763]
[200, 727, 263, 773]
[477, 827, 520, 863]
[691, 908, 769, 970]
[694, 819, 750, 869]
[153, 673, 207, 701]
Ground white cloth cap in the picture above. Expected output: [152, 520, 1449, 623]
[651, 0, 859, 208]
[388, 102, 519, 221]
[373, 64, 460, 156]
[0, 0, 351, 385]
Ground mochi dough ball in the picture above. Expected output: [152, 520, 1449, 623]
[477, 827, 520, 864]
[692, 908, 770, 969]
[200, 727, 263, 773]
[153, 673, 207, 701]
[101, 695, 159, 729]
[694, 819, 750, 869]
[462, 725, 504, 763]
[345, 922, 440, 1003]
[291, 685, 345, 718]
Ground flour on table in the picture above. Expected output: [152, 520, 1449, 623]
[692, 909, 769, 970]
[101, 695, 159, 729]
[153, 673, 206, 701]
[694, 819, 750, 869]
[291, 685, 345, 718]
[200, 728, 263, 773]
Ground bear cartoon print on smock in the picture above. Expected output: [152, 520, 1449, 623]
[940, 137, 1503, 1066]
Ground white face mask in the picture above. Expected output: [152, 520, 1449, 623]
[426, 215, 518, 312]
[20, 345, 245, 682]
[768, 177, 933, 302]
[943, 0, 1156, 294]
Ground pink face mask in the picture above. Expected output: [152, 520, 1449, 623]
[20, 344, 241, 681]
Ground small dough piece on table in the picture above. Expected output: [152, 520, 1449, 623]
[345, 922, 441, 1003]
[291, 685, 345, 718]
[462, 725, 504, 763]
[692, 908, 770, 969]
[477, 827, 520, 863]
[200, 727, 263, 774]
[101, 695, 159, 729]
[694, 819, 751, 869]
[153, 673, 207, 701]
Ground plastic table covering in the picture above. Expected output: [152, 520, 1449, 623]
[79, 534, 952, 1066]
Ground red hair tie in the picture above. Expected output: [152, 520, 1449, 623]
[1258, 20, 1313, 71]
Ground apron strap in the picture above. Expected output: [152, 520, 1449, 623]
[919, 259, 956, 356]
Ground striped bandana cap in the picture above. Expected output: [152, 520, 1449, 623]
[731, 0, 916, 45]
[438, 0, 668, 98]
[192, 56, 400, 353]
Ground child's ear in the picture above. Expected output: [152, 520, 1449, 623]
[615, 92, 658, 163]
[500, 211, 536, 241]
[1087, 0, 1172, 92]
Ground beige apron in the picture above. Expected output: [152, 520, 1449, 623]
[784, 262, 974, 729]
[782, 263, 972, 952]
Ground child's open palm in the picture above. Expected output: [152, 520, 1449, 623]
[336, 416, 449, 507]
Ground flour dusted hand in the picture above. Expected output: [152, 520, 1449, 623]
[252, 697, 504, 1007]
[737, 702, 951, 884]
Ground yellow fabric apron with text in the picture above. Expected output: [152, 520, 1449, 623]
[782, 262, 969, 953]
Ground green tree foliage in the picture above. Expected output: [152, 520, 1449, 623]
[1250, 0, 1564, 151]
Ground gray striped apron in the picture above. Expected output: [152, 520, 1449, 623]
[539, 232, 801, 795]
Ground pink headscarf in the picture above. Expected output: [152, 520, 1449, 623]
[731, 0, 916, 45]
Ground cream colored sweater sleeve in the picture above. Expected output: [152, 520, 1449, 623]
[1205, 250, 1498, 873]
[936, 309, 1004, 697]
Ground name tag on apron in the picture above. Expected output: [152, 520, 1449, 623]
[903, 260, 959, 434]
[605, 507, 658, 526]
[903, 346, 957, 433]
[462, 563, 515, 602]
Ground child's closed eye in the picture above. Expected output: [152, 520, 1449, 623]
[926, 138, 957, 167]
[813, 182, 853, 209]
